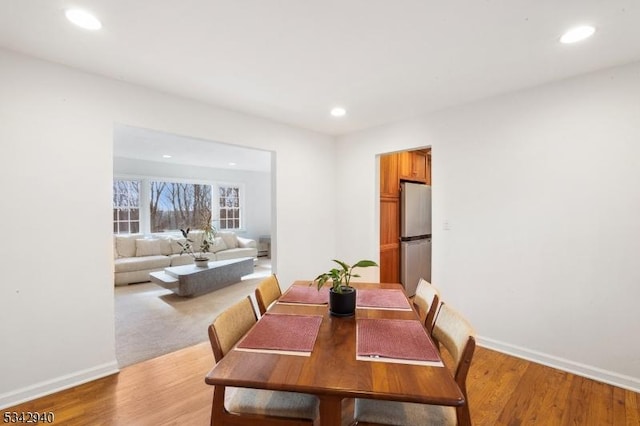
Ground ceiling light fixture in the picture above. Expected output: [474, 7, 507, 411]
[162, 154, 172, 159]
[65, 9, 102, 30]
[228, 162, 237, 166]
[330, 107, 346, 117]
[560, 25, 595, 44]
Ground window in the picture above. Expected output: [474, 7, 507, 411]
[150, 181, 212, 233]
[218, 185, 241, 230]
[113, 180, 140, 234]
[112, 178, 243, 234]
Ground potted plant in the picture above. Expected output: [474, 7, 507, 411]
[178, 227, 212, 267]
[314, 259, 378, 316]
[200, 211, 217, 248]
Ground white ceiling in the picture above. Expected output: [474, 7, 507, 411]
[114, 125, 272, 172]
[1, 1, 640, 137]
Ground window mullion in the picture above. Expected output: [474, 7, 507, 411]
[140, 179, 151, 235]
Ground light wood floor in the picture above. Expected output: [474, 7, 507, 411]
[5, 343, 639, 425]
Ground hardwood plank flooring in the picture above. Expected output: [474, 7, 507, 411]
[4, 344, 639, 425]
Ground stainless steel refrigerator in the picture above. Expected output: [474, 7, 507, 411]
[400, 182, 431, 296]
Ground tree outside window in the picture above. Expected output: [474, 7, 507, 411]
[150, 181, 212, 232]
[113, 179, 242, 234]
[218, 186, 241, 230]
[113, 180, 140, 234]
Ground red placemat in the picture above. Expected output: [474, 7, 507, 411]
[357, 319, 441, 363]
[356, 289, 412, 310]
[237, 313, 323, 353]
[278, 285, 329, 305]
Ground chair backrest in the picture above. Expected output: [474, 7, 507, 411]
[208, 296, 257, 362]
[433, 303, 476, 386]
[432, 303, 476, 379]
[255, 274, 282, 315]
[413, 278, 441, 332]
[432, 303, 476, 426]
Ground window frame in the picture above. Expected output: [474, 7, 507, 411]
[216, 183, 245, 231]
[112, 176, 245, 235]
[148, 179, 213, 234]
[112, 179, 141, 234]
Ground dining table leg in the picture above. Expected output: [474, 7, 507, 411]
[318, 395, 343, 426]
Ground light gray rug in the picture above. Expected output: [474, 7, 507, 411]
[114, 259, 272, 367]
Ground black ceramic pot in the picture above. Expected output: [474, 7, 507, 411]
[329, 286, 356, 317]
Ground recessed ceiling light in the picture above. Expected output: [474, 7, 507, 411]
[228, 162, 237, 166]
[560, 25, 595, 44]
[65, 9, 102, 30]
[162, 154, 172, 159]
[330, 107, 347, 117]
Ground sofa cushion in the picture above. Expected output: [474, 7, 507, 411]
[114, 255, 170, 273]
[158, 237, 173, 255]
[115, 234, 142, 258]
[237, 236, 257, 248]
[214, 247, 257, 261]
[189, 230, 205, 252]
[219, 231, 238, 249]
[169, 254, 195, 267]
[210, 237, 228, 253]
[136, 239, 164, 257]
[169, 237, 187, 255]
[135, 238, 172, 256]
[169, 231, 206, 254]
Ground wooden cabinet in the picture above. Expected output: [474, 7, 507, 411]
[380, 198, 399, 247]
[398, 150, 429, 183]
[414, 150, 428, 182]
[380, 154, 399, 197]
[426, 150, 431, 185]
[379, 246, 400, 283]
[380, 154, 400, 282]
[380, 148, 431, 283]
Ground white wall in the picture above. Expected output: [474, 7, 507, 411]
[114, 157, 272, 240]
[2, 45, 638, 409]
[0, 48, 335, 408]
[336, 61, 640, 391]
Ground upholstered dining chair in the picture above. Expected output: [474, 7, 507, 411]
[255, 274, 282, 316]
[352, 302, 476, 426]
[413, 278, 441, 334]
[207, 296, 319, 426]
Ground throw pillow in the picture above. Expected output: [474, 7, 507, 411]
[210, 237, 227, 253]
[136, 239, 163, 257]
[189, 231, 205, 252]
[115, 234, 140, 258]
[219, 231, 238, 249]
[170, 237, 187, 255]
[158, 238, 173, 256]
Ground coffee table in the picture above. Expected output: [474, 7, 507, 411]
[149, 257, 254, 297]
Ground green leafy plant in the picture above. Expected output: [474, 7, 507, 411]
[178, 211, 218, 261]
[314, 259, 378, 293]
[178, 228, 211, 261]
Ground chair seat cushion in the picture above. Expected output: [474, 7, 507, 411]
[114, 255, 170, 273]
[225, 387, 318, 420]
[354, 398, 456, 426]
[215, 247, 257, 260]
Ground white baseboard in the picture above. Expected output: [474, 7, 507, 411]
[478, 336, 640, 393]
[0, 362, 119, 410]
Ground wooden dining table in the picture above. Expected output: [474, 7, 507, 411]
[205, 281, 465, 426]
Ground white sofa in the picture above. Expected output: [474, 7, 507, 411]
[113, 231, 258, 285]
